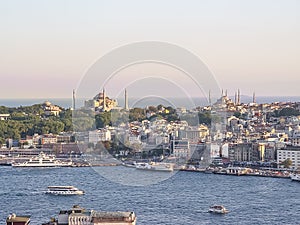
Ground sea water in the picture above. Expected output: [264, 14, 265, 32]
[0, 166, 299, 225]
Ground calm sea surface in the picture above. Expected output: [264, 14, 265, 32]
[0, 166, 299, 225]
[1, 96, 300, 109]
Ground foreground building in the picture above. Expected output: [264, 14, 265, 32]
[44, 205, 136, 225]
[277, 146, 300, 169]
[6, 214, 30, 225]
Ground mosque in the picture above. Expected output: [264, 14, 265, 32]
[83, 89, 129, 112]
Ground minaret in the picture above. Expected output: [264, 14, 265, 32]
[225, 89, 228, 97]
[208, 90, 211, 106]
[124, 89, 129, 110]
[253, 91, 256, 103]
[103, 88, 106, 111]
[237, 89, 241, 105]
[234, 92, 237, 105]
[72, 89, 76, 110]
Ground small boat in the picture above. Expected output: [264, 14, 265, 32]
[290, 173, 300, 182]
[135, 162, 174, 172]
[46, 186, 84, 195]
[208, 205, 229, 214]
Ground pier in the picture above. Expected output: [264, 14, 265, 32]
[179, 166, 292, 179]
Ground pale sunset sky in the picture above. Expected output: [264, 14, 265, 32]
[0, 0, 299, 99]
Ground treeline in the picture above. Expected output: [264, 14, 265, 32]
[274, 107, 300, 117]
[0, 105, 73, 144]
[266, 107, 300, 121]
[93, 105, 212, 128]
[0, 103, 215, 145]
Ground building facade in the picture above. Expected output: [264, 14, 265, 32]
[277, 146, 300, 169]
[171, 139, 190, 159]
[49, 205, 136, 225]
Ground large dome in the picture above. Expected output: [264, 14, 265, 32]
[43, 101, 52, 106]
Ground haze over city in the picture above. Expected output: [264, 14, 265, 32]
[1, 1, 300, 224]
[1, 0, 300, 99]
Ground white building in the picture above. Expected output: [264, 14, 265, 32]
[128, 135, 141, 145]
[88, 129, 111, 144]
[277, 147, 300, 169]
[43, 101, 61, 116]
[179, 125, 209, 143]
[171, 139, 190, 159]
[0, 114, 10, 120]
[221, 143, 229, 158]
[208, 143, 220, 158]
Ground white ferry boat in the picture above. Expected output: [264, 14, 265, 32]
[46, 186, 85, 195]
[290, 173, 300, 182]
[12, 152, 72, 168]
[208, 205, 229, 214]
[135, 162, 174, 172]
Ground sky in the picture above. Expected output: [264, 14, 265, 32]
[0, 0, 300, 100]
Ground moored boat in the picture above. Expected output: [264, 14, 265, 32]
[12, 152, 72, 168]
[121, 161, 136, 168]
[226, 166, 248, 176]
[290, 173, 300, 182]
[135, 162, 174, 172]
[46, 186, 84, 195]
[208, 205, 229, 214]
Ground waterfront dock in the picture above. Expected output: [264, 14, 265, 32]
[179, 166, 292, 179]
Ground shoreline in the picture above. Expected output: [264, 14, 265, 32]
[0, 161, 294, 180]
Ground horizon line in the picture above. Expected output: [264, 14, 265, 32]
[1, 95, 300, 100]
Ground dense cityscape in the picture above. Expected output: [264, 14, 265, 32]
[1, 89, 300, 170]
[1, 90, 300, 224]
[2, 0, 300, 224]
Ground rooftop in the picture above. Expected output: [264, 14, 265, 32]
[91, 211, 136, 223]
[6, 214, 30, 223]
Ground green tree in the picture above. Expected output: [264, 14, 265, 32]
[129, 108, 146, 122]
[233, 111, 241, 118]
[281, 158, 293, 168]
[180, 114, 198, 126]
[95, 112, 111, 128]
[157, 104, 164, 111]
[165, 113, 179, 122]
[278, 108, 300, 117]
[72, 109, 95, 132]
[102, 141, 111, 150]
[148, 105, 157, 112]
[0, 137, 5, 146]
[59, 109, 73, 131]
[0, 106, 9, 114]
[11, 112, 26, 121]
[198, 112, 212, 125]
